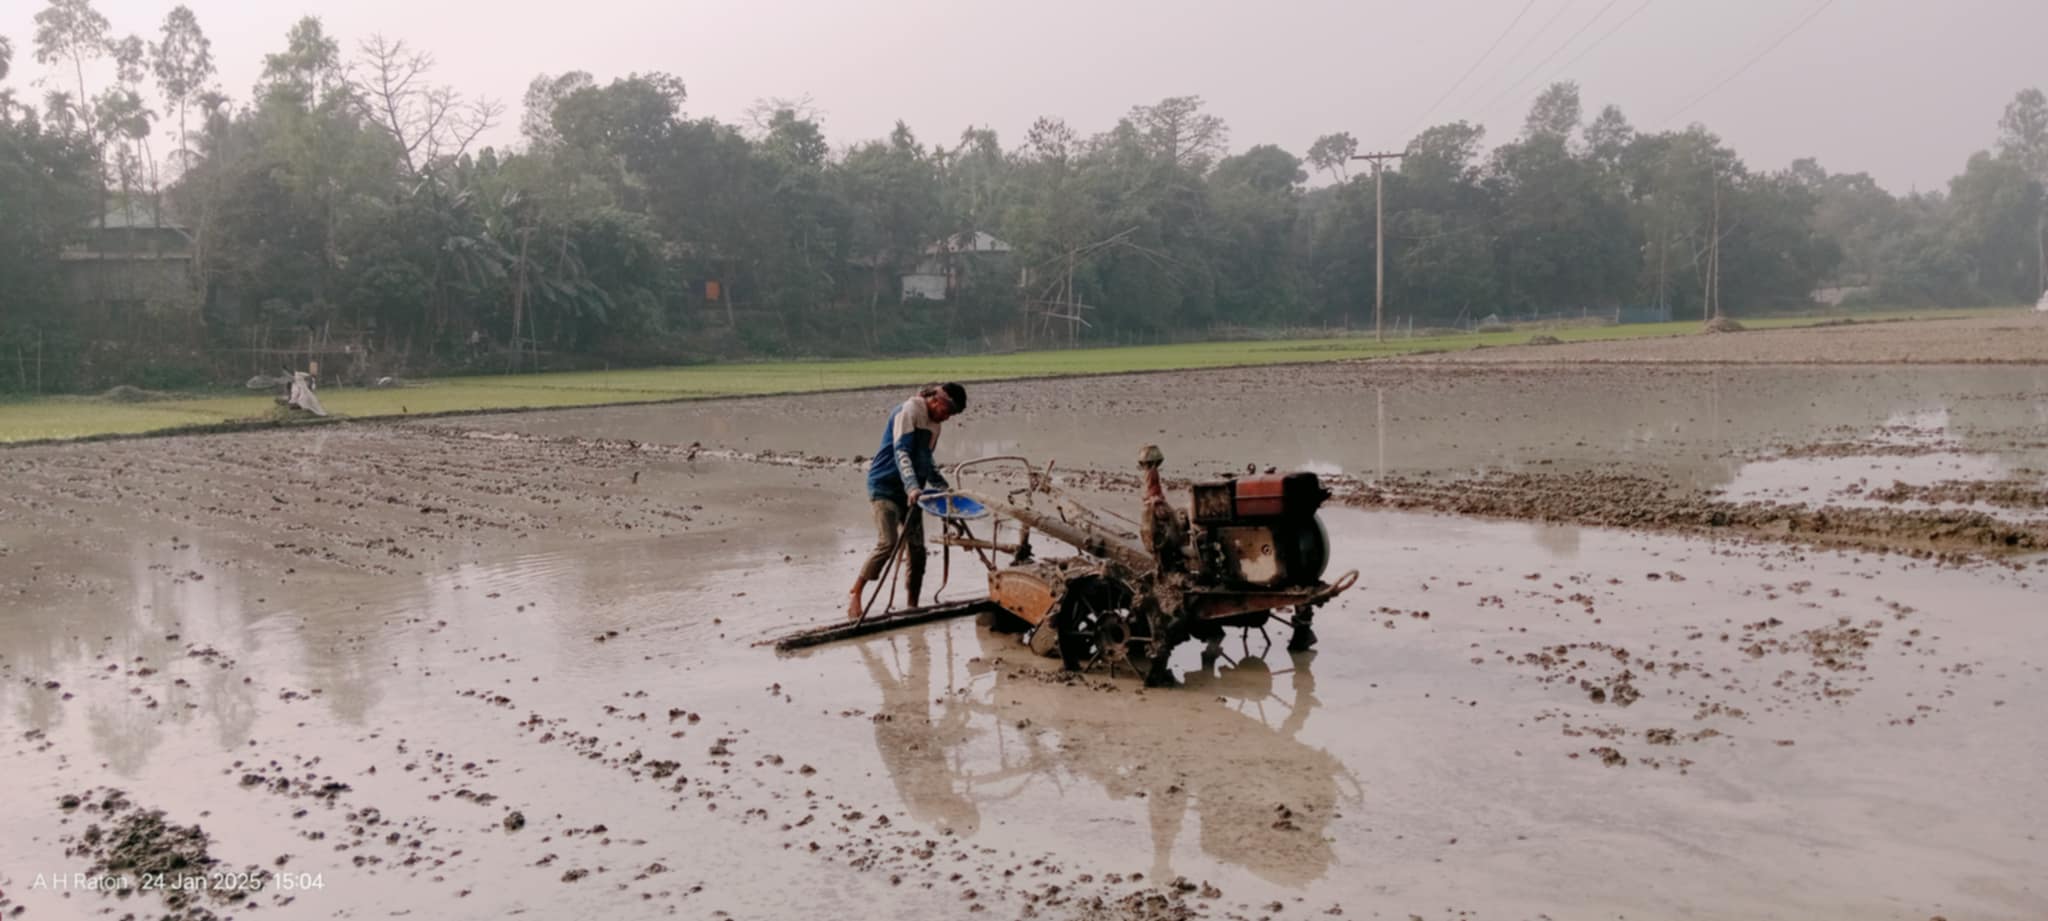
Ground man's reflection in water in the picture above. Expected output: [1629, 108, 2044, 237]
[858, 635, 982, 836]
[859, 623, 1356, 888]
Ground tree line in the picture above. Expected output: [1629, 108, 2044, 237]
[3, 1, 2046, 392]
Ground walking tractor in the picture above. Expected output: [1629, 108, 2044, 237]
[773, 446, 1358, 688]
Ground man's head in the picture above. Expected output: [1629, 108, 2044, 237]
[922, 382, 967, 422]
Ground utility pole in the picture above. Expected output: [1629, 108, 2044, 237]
[1352, 151, 1405, 341]
[1709, 170, 1722, 321]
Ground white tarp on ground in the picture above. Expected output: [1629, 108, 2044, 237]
[287, 372, 327, 416]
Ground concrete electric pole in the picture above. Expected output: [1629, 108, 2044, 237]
[1351, 151, 1405, 341]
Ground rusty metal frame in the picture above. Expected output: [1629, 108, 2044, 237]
[1182, 570, 1358, 623]
[840, 453, 1363, 686]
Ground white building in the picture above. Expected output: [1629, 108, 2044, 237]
[902, 232, 1013, 302]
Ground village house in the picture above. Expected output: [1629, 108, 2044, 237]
[59, 201, 197, 334]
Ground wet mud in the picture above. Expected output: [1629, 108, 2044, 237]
[4, 329, 2047, 919]
[50, 787, 271, 921]
[1333, 470, 2048, 557]
[1856, 477, 2048, 511]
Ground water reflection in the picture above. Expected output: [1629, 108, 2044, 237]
[1717, 405, 2043, 516]
[858, 638, 982, 836]
[0, 532, 263, 771]
[1530, 521, 1583, 559]
[480, 366, 2048, 496]
[858, 626, 1358, 887]
[1165, 652, 1349, 887]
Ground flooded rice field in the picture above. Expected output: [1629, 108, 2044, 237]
[464, 362, 2048, 491]
[3, 333, 2046, 919]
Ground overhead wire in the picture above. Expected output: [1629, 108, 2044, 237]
[1550, 0, 1655, 78]
[1373, 1, 1833, 308]
[1661, 0, 1836, 126]
[1454, 0, 1575, 115]
[1404, 0, 1540, 142]
[1478, 0, 1626, 118]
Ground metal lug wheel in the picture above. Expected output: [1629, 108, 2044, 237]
[1094, 612, 1153, 679]
[1056, 578, 1144, 676]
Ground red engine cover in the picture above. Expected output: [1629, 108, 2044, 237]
[1233, 475, 1290, 518]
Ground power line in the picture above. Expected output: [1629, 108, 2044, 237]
[1455, 0, 1574, 114]
[1479, 0, 1626, 118]
[1551, 0, 1655, 78]
[1662, 0, 1835, 127]
[1405, 0, 1540, 141]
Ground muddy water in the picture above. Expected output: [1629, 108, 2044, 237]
[0, 487, 962, 919]
[4, 363, 2047, 920]
[458, 363, 2048, 493]
[5, 467, 2044, 918]
[1718, 404, 2047, 519]
[738, 510, 2048, 920]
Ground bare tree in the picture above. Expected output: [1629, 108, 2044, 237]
[1023, 116, 1078, 163]
[742, 93, 821, 136]
[350, 35, 501, 176]
[1126, 95, 1228, 171]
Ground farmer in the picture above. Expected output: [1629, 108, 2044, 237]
[848, 382, 968, 619]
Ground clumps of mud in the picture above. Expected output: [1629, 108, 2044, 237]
[57, 787, 266, 920]
[1550, 718, 1703, 773]
[1333, 471, 2048, 557]
[1504, 642, 1653, 707]
[1586, 670, 1641, 706]
[1702, 317, 1746, 333]
[1057, 886, 1203, 921]
[1772, 441, 1957, 459]
[479, 688, 1252, 920]
[1740, 616, 1881, 673]
[1497, 588, 1933, 770]
[1526, 334, 1565, 346]
[982, 654, 1130, 694]
[1858, 478, 2048, 511]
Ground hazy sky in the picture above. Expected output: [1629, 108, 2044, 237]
[7, 0, 2045, 193]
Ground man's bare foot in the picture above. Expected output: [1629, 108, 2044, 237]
[846, 593, 864, 621]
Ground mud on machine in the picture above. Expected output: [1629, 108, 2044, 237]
[777, 446, 1357, 688]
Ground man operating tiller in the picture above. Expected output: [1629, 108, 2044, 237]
[847, 382, 968, 620]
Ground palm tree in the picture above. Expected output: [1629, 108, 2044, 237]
[43, 90, 79, 136]
[95, 88, 158, 219]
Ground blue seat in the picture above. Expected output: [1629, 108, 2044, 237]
[919, 492, 990, 521]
